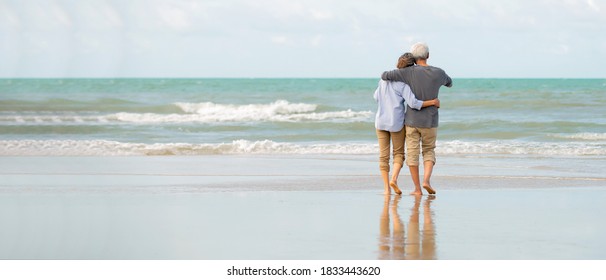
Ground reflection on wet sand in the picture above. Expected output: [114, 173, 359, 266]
[378, 195, 436, 260]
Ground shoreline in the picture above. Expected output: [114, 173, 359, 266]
[1, 155, 604, 193]
[1, 155, 605, 259]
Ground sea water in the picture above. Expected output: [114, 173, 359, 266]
[2, 78, 606, 262]
[1, 78, 605, 178]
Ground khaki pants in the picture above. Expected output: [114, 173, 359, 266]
[376, 129, 405, 172]
[405, 126, 437, 166]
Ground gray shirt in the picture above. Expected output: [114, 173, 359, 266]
[382, 65, 452, 128]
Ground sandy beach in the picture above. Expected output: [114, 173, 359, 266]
[1, 155, 605, 260]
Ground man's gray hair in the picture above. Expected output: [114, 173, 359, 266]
[410, 42, 429, 59]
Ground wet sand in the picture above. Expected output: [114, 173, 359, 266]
[0, 156, 605, 259]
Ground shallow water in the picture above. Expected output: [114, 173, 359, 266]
[1, 186, 604, 259]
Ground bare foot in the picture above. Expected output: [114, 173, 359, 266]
[423, 184, 436, 195]
[384, 185, 391, 195]
[389, 181, 402, 195]
[410, 190, 423, 196]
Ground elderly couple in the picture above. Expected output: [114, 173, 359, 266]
[373, 42, 452, 196]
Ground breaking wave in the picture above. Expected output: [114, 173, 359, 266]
[1, 139, 604, 156]
[0, 100, 372, 124]
[549, 133, 606, 141]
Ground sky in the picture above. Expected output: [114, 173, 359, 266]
[1, 0, 605, 78]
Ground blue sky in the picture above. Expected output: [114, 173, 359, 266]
[1, 0, 605, 78]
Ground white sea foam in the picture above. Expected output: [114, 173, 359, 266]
[0, 115, 115, 125]
[169, 100, 372, 123]
[550, 133, 606, 141]
[1, 139, 604, 156]
[176, 100, 317, 115]
[0, 100, 372, 124]
[0, 140, 377, 156]
[107, 109, 370, 123]
[439, 140, 605, 156]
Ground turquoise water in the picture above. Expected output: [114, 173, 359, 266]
[1, 78, 605, 157]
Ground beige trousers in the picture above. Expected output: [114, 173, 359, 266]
[405, 126, 437, 166]
[376, 129, 405, 172]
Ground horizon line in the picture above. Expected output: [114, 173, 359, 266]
[1, 77, 604, 80]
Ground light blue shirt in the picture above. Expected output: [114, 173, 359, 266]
[373, 80, 423, 132]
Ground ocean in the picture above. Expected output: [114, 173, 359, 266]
[2, 78, 606, 260]
[1, 78, 604, 158]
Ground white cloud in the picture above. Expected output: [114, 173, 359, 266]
[102, 5, 123, 28]
[587, 0, 601, 12]
[309, 9, 333, 20]
[250, 1, 305, 20]
[2, 0, 605, 78]
[0, 4, 20, 29]
[270, 36, 291, 45]
[50, 4, 71, 27]
[156, 6, 190, 30]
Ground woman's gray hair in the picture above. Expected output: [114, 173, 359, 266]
[410, 42, 429, 59]
[397, 53, 415, 68]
